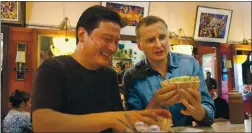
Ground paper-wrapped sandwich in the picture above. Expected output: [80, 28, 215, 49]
[154, 116, 173, 132]
[160, 76, 200, 102]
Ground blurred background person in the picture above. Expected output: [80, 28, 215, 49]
[3, 89, 32, 133]
[116, 62, 126, 109]
[116, 62, 126, 85]
[207, 83, 230, 120]
[205, 71, 217, 91]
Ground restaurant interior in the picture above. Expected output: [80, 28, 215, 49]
[1, 1, 251, 132]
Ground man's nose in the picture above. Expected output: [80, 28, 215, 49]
[108, 43, 118, 54]
[154, 38, 162, 47]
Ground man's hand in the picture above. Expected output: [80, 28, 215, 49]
[179, 88, 206, 121]
[112, 109, 172, 132]
[146, 84, 180, 109]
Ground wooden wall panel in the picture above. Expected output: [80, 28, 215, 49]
[8, 27, 33, 95]
[5, 27, 77, 112]
[7, 27, 34, 111]
[7, 28, 76, 96]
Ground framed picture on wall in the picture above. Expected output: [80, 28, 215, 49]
[193, 6, 233, 43]
[1, 1, 25, 26]
[101, 2, 150, 36]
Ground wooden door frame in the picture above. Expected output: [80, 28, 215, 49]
[33, 28, 76, 69]
[1, 25, 10, 120]
[194, 41, 222, 96]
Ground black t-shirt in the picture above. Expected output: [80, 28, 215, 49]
[32, 56, 123, 132]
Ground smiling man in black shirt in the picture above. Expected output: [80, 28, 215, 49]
[31, 5, 171, 133]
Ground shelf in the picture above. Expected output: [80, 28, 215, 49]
[112, 57, 132, 60]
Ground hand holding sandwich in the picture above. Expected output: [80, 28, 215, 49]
[179, 88, 206, 122]
[146, 84, 180, 109]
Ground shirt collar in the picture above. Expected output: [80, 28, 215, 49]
[169, 52, 179, 68]
[143, 57, 151, 71]
[143, 52, 179, 72]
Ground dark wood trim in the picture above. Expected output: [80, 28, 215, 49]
[34, 28, 75, 37]
[234, 44, 251, 51]
[230, 44, 235, 90]
[1, 25, 10, 120]
[120, 35, 136, 41]
[22, 1, 26, 27]
[194, 41, 218, 47]
[31, 30, 38, 83]
[215, 43, 222, 96]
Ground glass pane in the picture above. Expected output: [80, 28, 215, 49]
[202, 53, 215, 79]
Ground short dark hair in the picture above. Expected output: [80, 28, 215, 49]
[116, 62, 126, 71]
[120, 62, 126, 71]
[76, 5, 125, 44]
[207, 71, 211, 75]
[135, 15, 168, 39]
[9, 89, 30, 108]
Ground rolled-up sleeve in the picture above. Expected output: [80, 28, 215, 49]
[193, 58, 215, 126]
[123, 70, 143, 110]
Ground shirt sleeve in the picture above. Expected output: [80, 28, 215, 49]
[123, 70, 143, 110]
[32, 58, 65, 112]
[193, 58, 215, 126]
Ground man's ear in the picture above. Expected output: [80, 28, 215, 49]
[78, 27, 86, 43]
[137, 39, 143, 51]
